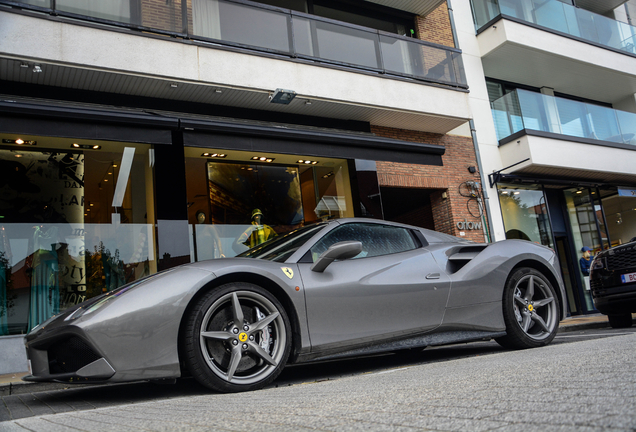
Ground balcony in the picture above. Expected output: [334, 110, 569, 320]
[0, 0, 471, 133]
[472, 0, 636, 55]
[470, 0, 636, 105]
[491, 89, 636, 184]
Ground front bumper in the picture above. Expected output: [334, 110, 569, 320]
[24, 325, 115, 384]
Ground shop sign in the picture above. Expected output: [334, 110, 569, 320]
[618, 188, 636, 197]
[456, 219, 482, 230]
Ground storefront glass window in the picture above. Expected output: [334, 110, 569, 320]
[185, 149, 354, 260]
[0, 139, 156, 335]
[563, 188, 599, 312]
[497, 184, 553, 248]
[601, 187, 636, 247]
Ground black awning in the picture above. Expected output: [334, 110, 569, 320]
[181, 118, 444, 165]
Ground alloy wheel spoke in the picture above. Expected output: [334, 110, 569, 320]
[514, 295, 526, 306]
[231, 292, 244, 326]
[521, 310, 532, 332]
[201, 330, 233, 341]
[533, 297, 554, 308]
[226, 345, 243, 382]
[248, 342, 277, 367]
[524, 276, 535, 301]
[531, 312, 550, 333]
[251, 312, 280, 332]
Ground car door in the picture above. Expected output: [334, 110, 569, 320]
[298, 223, 451, 351]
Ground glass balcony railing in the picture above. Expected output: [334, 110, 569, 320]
[491, 89, 636, 145]
[3, 0, 467, 88]
[471, 0, 636, 55]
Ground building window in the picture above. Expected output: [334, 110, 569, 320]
[185, 149, 354, 260]
[497, 184, 553, 248]
[0, 139, 156, 335]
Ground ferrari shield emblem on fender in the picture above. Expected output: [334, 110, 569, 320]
[281, 267, 294, 279]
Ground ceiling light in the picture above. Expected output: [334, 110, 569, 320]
[14, 154, 22, 158]
[297, 159, 318, 165]
[2, 138, 36, 146]
[201, 153, 226, 158]
[251, 156, 275, 162]
[269, 88, 296, 105]
[72, 143, 101, 149]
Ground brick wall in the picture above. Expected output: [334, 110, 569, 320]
[140, 0, 184, 32]
[372, 126, 488, 243]
[415, 2, 455, 48]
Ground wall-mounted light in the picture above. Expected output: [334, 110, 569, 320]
[170, 83, 178, 88]
[322, 171, 334, 179]
[2, 138, 37, 145]
[297, 159, 318, 165]
[33, 65, 42, 73]
[72, 143, 101, 149]
[251, 156, 275, 163]
[20, 62, 29, 68]
[269, 88, 296, 105]
[202, 153, 226, 158]
[214, 88, 223, 94]
[304, 100, 312, 106]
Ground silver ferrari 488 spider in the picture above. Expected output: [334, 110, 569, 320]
[24, 218, 566, 393]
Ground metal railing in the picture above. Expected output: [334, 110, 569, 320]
[471, 0, 636, 55]
[2, 0, 467, 88]
[491, 89, 636, 145]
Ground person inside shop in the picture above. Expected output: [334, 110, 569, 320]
[579, 246, 594, 277]
[234, 209, 277, 252]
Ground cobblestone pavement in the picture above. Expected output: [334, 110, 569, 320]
[1, 332, 635, 431]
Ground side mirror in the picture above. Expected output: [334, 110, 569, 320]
[311, 241, 362, 273]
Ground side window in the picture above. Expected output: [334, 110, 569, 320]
[309, 223, 418, 262]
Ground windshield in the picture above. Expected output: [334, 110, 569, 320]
[237, 223, 328, 262]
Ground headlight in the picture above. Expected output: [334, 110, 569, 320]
[590, 257, 606, 271]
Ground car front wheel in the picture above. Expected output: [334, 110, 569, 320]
[608, 313, 633, 329]
[496, 267, 560, 350]
[183, 282, 291, 393]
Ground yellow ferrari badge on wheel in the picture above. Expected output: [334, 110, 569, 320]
[282, 267, 294, 279]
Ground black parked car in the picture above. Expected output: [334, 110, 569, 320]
[589, 238, 636, 328]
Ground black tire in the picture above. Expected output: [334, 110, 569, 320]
[496, 267, 560, 350]
[608, 313, 633, 329]
[183, 282, 291, 393]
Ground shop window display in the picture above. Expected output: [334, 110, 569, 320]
[0, 141, 156, 335]
[185, 152, 354, 260]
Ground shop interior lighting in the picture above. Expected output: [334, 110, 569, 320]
[3, 138, 37, 146]
[251, 156, 275, 163]
[72, 143, 101, 149]
[201, 153, 226, 158]
[322, 171, 334, 179]
[297, 159, 318, 165]
[269, 88, 296, 105]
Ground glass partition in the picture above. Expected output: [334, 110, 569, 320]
[0, 140, 157, 335]
[491, 89, 636, 145]
[471, 0, 636, 55]
[6, 0, 467, 87]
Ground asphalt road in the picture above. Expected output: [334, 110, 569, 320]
[1, 327, 635, 431]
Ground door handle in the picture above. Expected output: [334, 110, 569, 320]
[426, 273, 440, 280]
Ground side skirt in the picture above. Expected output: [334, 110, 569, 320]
[295, 330, 507, 363]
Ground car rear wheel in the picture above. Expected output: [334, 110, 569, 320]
[496, 267, 560, 350]
[183, 282, 291, 393]
[608, 313, 633, 328]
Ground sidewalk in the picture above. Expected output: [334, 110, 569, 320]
[0, 313, 623, 396]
